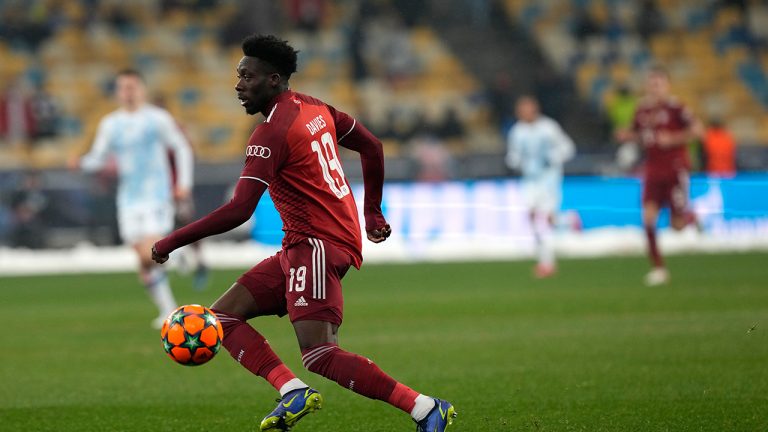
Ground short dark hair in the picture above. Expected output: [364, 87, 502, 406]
[116, 68, 145, 82]
[241, 34, 298, 78]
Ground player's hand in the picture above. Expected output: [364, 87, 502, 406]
[615, 129, 633, 143]
[67, 155, 80, 171]
[657, 131, 679, 148]
[174, 187, 191, 201]
[151, 244, 170, 264]
[366, 224, 391, 243]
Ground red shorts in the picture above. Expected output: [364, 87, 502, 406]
[236, 238, 353, 326]
[642, 171, 690, 218]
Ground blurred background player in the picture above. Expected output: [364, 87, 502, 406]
[506, 95, 575, 278]
[618, 65, 702, 286]
[152, 34, 455, 432]
[70, 69, 194, 327]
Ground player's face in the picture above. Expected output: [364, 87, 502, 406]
[115, 75, 146, 110]
[236, 57, 280, 116]
[516, 98, 539, 123]
[646, 72, 670, 100]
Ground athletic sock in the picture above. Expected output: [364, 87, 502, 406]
[533, 214, 555, 268]
[410, 394, 437, 422]
[145, 267, 177, 316]
[301, 343, 422, 415]
[278, 378, 309, 397]
[213, 309, 304, 392]
[538, 228, 555, 268]
[388, 382, 420, 414]
[644, 226, 664, 268]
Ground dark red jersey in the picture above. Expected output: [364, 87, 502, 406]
[240, 91, 365, 267]
[632, 97, 693, 180]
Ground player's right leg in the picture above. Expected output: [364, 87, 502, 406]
[209, 254, 319, 431]
[284, 240, 456, 431]
[121, 204, 178, 327]
[641, 200, 668, 286]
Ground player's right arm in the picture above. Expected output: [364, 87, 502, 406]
[152, 123, 288, 262]
[152, 178, 267, 263]
[72, 117, 112, 171]
[330, 107, 391, 243]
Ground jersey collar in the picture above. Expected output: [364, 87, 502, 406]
[264, 90, 295, 115]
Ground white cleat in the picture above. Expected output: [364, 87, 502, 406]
[644, 267, 669, 286]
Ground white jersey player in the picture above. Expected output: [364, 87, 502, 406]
[72, 69, 193, 327]
[506, 96, 575, 278]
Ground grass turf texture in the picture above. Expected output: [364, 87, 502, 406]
[1, 253, 767, 431]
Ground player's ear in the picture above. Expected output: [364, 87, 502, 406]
[269, 73, 282, 87]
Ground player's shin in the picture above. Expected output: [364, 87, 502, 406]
[144, 266, 177, 319]
[213, 310, 307, 395]
[644, 225, 664, 268]
[301, 343, 434, 420]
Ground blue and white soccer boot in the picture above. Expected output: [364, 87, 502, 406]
[415, 398, 457, 432]
[260, 387, 323, 431]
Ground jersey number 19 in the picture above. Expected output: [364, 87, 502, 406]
[311, 131, 350, 199]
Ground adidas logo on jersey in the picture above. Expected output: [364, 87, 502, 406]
[294, 296, 309, 307]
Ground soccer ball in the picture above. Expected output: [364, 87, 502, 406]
[160, 304, 224, 366]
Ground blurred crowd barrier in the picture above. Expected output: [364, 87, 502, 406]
[3, 174, 767, 275]
[250, 174, 768, 250]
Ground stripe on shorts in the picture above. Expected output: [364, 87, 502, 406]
[308, 238, 326, 300]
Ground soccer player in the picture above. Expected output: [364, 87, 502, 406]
[151, 35, 456, 432]
[506, 95, 575, 278]
[617, 65, 701, 286]
[71, 69, 193, 327]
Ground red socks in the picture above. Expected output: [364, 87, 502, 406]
[212, 311, 420, 413]
[388, 383, 419, 413]
[213, 309, 297, 392]
[301, 343, 418, 414]
[644, 226, 664, 268]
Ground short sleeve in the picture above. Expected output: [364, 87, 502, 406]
[240, 123, 289, 186]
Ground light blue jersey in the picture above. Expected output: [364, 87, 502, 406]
[505, 115, 575, 181]
[80, 104, 193, 210]
[506, 115, 575, 213]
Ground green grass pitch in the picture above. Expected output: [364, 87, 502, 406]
[1, 253, 767, 431]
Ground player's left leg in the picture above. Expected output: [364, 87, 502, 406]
[211, 255, 317, 431]
[531, 210, 556, 278]
[669, 171, 698, 232]
[286, 239, 456, 431]
[133, 235, 178, 328]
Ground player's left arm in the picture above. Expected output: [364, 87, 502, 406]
[331, 108, 390, 243]
[159, 112, 194, 199]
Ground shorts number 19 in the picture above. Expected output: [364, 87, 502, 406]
[311, 131, 350, 199]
